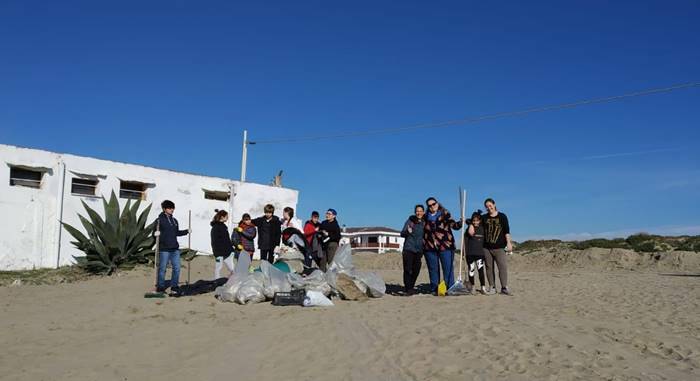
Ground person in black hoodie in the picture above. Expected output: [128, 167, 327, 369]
[154, 200, 190, 293]
[210, 209, 234, 279]
[319, 208, 341, 266]
[252, 204, 281, 263]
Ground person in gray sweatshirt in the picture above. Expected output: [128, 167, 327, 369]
[400, 205, 425, 295]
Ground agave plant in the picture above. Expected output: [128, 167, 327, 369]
[62, 191, 156, 274]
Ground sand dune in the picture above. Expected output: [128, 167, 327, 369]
[1, 251, 699, 380]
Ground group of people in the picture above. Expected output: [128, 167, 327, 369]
[152, 196, 512, 297]
[153, 200, 344, 293]
[209, 205, 343, 278]
[400, 197, 512, 296]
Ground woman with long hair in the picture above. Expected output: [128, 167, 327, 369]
[422, 197, 462, 294]
[482, 198, 513, 295]
[210, 209, 234, 279]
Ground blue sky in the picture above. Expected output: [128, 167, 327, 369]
[1, 1, 699, 240]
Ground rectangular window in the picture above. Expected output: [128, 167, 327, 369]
[71, 178, 98, 196]
[368, 236, 378, 244]
[9, 167, 43, 188]
[120, 181, 147, 200]
[204, 190, 230, 201]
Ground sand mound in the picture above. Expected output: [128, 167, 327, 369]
[512, 248, 700, 272]
[354, 248, 700, 273]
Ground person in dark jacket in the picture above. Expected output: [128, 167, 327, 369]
[465, 211, 487, 294]
[233, 213, 256, 260]
[210, 209, 234, 279]
[252, 204, 281, 263]
[423, 197, 462, 294]
[154, 200, 190, 293]
[319, 208, 341, 267]
[400, 204, 425, 295]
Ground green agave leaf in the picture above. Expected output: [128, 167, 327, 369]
[62, 222, 90, 245]
[104, 191, 120, 228]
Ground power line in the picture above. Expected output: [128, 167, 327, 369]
[250, 81, 700, 144]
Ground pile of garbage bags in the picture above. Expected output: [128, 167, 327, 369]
[214, 244, 385, 305]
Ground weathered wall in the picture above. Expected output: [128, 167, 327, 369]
[0, 144, 298, 270]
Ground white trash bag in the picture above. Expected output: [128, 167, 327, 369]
[354, 270, 386, 297]
[303, 290, 334, 307]
[215, 252, 252, 302]
[326, 244, 385, 298]
[260, 261, 292, 299]
[288, 270, 332, 296]
[235, 272, 266, 305]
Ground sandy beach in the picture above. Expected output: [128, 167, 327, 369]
[2, 250, 699, 381]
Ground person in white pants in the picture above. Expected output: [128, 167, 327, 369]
[210, 209, 235, 279]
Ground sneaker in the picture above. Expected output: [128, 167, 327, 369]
[478, 286, 487, 295]
[501, 287, 513, 296]
[485, 287, 497, 295]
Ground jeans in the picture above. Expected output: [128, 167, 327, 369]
[424, 250, 454, 292]
[157, 249, 181, 291]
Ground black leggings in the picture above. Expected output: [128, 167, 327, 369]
[402, 250, 422, 291]
[260, 249, 275, 263]
[466, 256, 486, 287]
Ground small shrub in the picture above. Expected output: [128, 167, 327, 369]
[676, 236, 700, 252]
[572, 238, 628, 250]
[516, 240, 562, 252]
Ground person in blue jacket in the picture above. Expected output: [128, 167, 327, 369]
[154, 200, 190, 293]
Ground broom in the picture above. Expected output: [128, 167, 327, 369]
[448, 187, 469, 295]
[144, 220, 166, 298]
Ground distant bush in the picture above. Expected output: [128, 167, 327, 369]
[677, 236, 700, 252]
[572, 238, 629, 250]
[516, 240, 562, 252]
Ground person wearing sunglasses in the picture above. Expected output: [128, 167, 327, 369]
[422, 197, 462, 294]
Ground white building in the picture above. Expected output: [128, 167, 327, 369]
[341, 227, 404, 254]
[0, 144, 299, 270]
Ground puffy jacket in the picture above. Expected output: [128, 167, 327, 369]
[401, 215, 424, 253]
[233, 222, 257, 253]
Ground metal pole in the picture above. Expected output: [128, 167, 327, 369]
[55, 160, 67, 268]
[187, 209, 192, 285]
[241, 130, 248, 182]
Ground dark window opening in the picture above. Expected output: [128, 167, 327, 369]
[204, 190, 230, 201]
[71, 178, 98, 196]
[120, 181, 147, 200]
[368, 236, 378, 244]
[10, 167, 43, 188]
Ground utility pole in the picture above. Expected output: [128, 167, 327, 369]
[241, 130, 248, 182]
